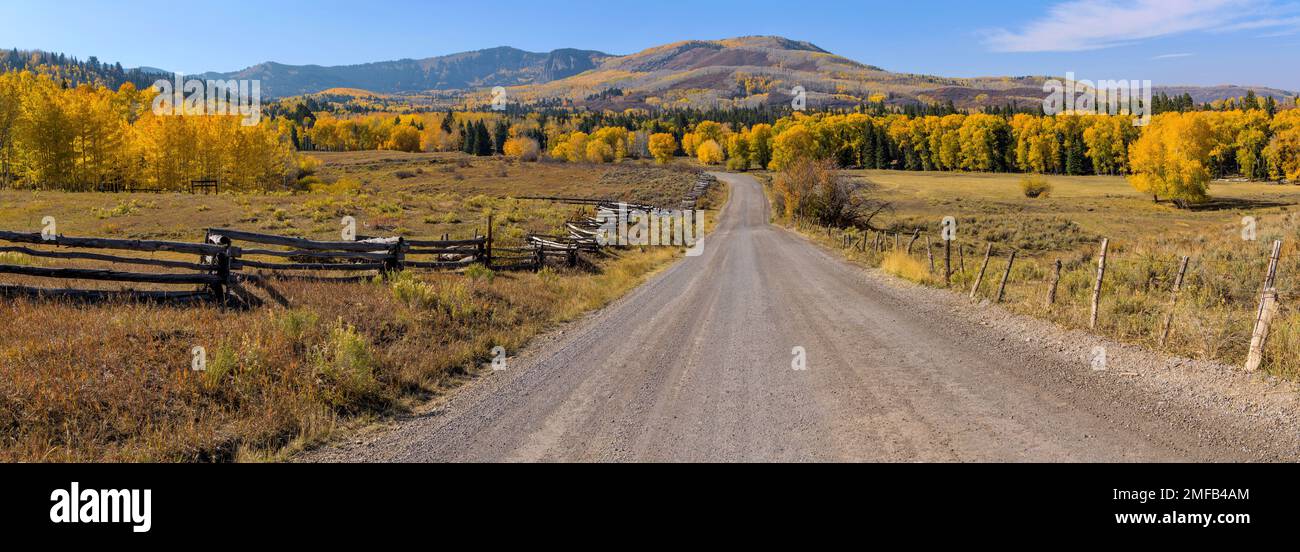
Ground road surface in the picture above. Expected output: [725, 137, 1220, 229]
[310, 173, 1298, 462]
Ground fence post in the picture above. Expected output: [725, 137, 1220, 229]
[996, 249, 1017, 303]
[1045, 258, 1062, 308]
[1159, 255, 1190, 346]
[893, 232, 900, 251]
[486, 214, 494, 269]
[944, 238, 952, 286]
[206, 232, 231, 306]
[1258, 240, 1283, 318]
[384, 237, 405, 278]
[907, 229, 920, 254]
[958, 244, 966, 275]
[534, 243, 545, 272]
[925, 236, 935, 273]
[1246, 289, 1281, 372]
[970, 243, 993, 299]
[1090, 238, 1109, 330]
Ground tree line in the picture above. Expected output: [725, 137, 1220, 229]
[0, 71, 295, 192]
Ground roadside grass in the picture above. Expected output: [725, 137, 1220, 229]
[768, 169, 1300, 380]
[0, 151, 719, 462]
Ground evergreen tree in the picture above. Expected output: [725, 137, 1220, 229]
[492, 120, 509, 155]
[461, 122, 474, 154]
[474, 121, 492, 156]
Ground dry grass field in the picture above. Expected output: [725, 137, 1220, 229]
[0, 152, 718, 462]
[779, 169, 1300, 379]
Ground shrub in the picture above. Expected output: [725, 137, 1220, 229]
[1021, 176, 1053, 198]
[0, 252, 35, 266]
[465, 263, 496, 282]
[310, 177, 362, 195]
[880, 251, 933, 284]
[296, 155, 322, 178]
[312, 322, 382, 409]
[504, 137, 540, 161]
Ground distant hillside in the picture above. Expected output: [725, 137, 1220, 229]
[9, 39, 1295, 109]
[504, 36, 1297, 111]
[199, 46, 610, 98]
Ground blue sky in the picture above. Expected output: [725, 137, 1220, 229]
[3, 0, 1299, 90]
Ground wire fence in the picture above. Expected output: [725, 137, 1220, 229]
[793, 214, 1296, 375]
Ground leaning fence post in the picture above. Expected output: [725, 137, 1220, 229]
[1258, 240, 1283, 318]
[996, 249, 1017, 303]
[970, 243, 993, 299]
[907, 229, 920, 254]
[1159, 256, 1190, 346]
[1090, 238, 1109, 330]
[1045, 258, 1062, 308]
[1246, 289, 1281, 372]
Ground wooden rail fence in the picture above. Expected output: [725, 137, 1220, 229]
[0, 175, 717, 303]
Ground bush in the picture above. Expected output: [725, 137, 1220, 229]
[465, 263, 496, 282]
[1021, 176, 1053, 198]
[504, 137, 540, 161]
[312, 322, 382, 409]
[296, 155, 322, 178]
[310, 177, 362, 195]
[880, 251, 933, 284]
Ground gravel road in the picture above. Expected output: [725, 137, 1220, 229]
[306, 173, 1300, 462]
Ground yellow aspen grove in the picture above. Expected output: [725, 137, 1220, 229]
[503, 137, 540, 161]
[748, 124, 774, 169]
[590, 126, 631, 160]
[386, 125, 421, 152]
[769, 125, 817, 171]
[726, 131, 751, 171]
[696, 139, 724, 165]
[681, 132, 700, 157]
[585, 140, 615, 163]
[1127, 112, 1215, 204]
[1267, 109, 1300, 181]
[648, 133, 677, 164]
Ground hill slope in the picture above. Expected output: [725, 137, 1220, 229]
[152, 35, 1300, 106]
[506, 36, 1296, 110]
[200, 46, 610, 98]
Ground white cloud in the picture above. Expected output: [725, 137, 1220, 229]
[1151, 52, 1194, 59]
[984, 0, 1297, 52]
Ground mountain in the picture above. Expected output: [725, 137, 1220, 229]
[15, 37, 1291, 108]
[199, 46, 610, 98]
[505, 36, 1297, 110]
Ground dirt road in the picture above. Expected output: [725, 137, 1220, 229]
[309, 173, 1300, 462]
